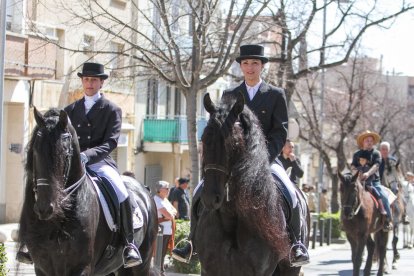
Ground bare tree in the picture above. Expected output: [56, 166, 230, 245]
[26, 0, 413, 191]
[28, 0, 275, 185]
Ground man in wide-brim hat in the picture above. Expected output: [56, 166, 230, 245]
[356, 130, 381, 149]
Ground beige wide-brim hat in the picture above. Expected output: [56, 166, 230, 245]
[356, 130, 381, 149]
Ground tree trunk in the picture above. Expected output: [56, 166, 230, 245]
[185, 89, 200, 198]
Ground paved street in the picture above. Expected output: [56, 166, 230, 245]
[3, 222, 414, 275]
[304, 240, 414, 275]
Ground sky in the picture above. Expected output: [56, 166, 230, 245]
[362, 11, 414, 76]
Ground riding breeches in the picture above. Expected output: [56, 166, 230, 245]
[270, 162, 298, 208]
[88, 161, 129, 203]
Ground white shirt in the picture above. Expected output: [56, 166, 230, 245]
[245, 79, 262, 101]
[84, 92, 102, 114]
[154, 195, 176, 235]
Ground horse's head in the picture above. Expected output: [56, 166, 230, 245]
[28, 107, 81, 220]
[383, 159, 403, 194]
[201, 93, 244, 210]
[338, 171, 361, 220]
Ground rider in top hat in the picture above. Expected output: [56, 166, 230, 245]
[351, 130, 393, 232]
[17, 62, 142, 268]
[68, 62, 142, 268]
[172, 44, 309, 267]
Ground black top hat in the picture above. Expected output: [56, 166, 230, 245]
[236, 44, 269, 64]
[178, 178, 189, 185]
[77, 62, 108, 80]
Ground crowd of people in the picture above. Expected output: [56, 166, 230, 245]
[153, 177, 191, 274]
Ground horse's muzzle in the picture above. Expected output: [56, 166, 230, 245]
[34, 202, 54, 220]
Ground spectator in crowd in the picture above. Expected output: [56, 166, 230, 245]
[319, 188, 329, 213]
[154, 180, 177, 275]
[307, 185, 317, 213]
[170, 178, 190, 220]
[168, 177, 180, 202]
[277, 139, 304, 185]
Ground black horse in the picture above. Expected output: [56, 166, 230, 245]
[18, 108, 158, 275]
[195, 93, 307, 276]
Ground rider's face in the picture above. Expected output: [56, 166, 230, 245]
[81, 76, 104, 96]
[240, 59, 264, 85]
[362, 136, 375, 150]
[380, 146, 389, 158]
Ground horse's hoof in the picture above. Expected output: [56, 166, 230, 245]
[392, 264, 397, 270]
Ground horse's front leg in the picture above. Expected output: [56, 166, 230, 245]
[347, 234, 363, 276]
[364, 235, 375, 276]
[375, 231, 389, 276]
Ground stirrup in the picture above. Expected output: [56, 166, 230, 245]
[172, 239, 193, 264]
[122, 243, 142, 268]
[289, 242, 309, 267]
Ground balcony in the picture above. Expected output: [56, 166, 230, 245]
[143, 116, 207, 143]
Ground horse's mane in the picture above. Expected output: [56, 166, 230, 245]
[211, 97, 289, 254]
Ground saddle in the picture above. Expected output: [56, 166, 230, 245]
[86, 167, 144, 232]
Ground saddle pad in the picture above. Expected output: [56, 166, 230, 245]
[92, 180, 118, 232]
[382, 186, 397, 205]
[90, 176, 145, 232]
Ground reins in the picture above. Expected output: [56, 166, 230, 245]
[204, 164, 231, 201]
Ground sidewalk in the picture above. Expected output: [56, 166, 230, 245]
[1, 223, 348, 275]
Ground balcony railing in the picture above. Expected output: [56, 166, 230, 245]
[143, 116, 208, 143]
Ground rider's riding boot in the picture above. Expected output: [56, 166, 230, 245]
[377, 199, 387, 215]
[289, 205, 310, 267]
[120, 200, 142, 268]
[172, 242, 194, 263]
[172, 187, 202, 263]
[16, 245, 33, 265]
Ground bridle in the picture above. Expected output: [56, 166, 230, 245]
[33, 130, 85, 201]
[203, 163, 231, 201]
[342, 180, 363, 217]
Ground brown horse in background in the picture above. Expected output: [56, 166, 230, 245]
[382, 160, 406, 270]
[339, 172, 388, 276]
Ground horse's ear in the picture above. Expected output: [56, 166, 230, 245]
[203, 93, 216, 114]
[58, 110, 69, 130]
[351, 172, 359, 182]
[34, 107, 45, 128]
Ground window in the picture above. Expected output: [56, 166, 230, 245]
[146, 79, 159, 116]
[109, 41, 125, 77]
[82, 35, 95, 57]
[166, 85, 172, 117]
[174, 88, 182, 116]
[409, 85, 414, 98]
[171, 0, 180, 33]
[152, 4, 161, 46]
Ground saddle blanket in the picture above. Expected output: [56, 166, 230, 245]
[382, 186, 397, 205]
[92, 181, 144, 232]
